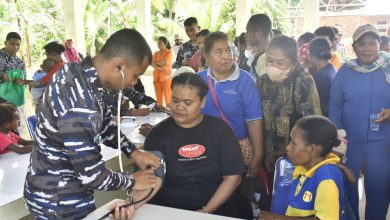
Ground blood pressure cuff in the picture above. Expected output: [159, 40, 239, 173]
[135, 150, 166, 181]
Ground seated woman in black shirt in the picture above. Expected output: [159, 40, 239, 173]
[144, 72, 252, 219]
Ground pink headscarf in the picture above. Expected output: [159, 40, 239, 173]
[64, 39, 80, 62]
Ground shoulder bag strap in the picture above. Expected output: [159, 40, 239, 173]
[207, 76, 233, 128]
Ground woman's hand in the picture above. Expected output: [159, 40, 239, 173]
[376, 108, 390, 123]
[107, 200, 135, 220]
[139, 123, 153, 136]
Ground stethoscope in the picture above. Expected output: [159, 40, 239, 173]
[117, 65, 125, 172]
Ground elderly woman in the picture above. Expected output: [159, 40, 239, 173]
[257, 35, 322, 168]
[329, 24, 390, 220]
[197, 31, 264, 180]
[259, 116, 346, 220]
[144, 73, 252, 219]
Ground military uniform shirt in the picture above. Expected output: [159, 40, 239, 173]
[24, 57, 136, 219]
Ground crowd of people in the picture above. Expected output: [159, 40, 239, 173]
[0, 13, 389, 220]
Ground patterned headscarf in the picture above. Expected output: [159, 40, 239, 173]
[64, 39, 80, 63]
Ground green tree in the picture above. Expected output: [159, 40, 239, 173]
[0, 0, 64, 70]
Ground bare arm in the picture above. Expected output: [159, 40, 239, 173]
[19, 138, 34, 146]
[198, 175, 241, 214]
[246, 120, 264, 177]
[7, 143, 32, 154]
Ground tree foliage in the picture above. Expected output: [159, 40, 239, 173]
[0, 0, 290, 72]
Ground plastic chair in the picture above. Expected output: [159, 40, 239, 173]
[271, 157, 295, 214]
[26, 115, 38, 141]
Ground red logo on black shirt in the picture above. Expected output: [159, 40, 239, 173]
[178, 144, 205, 158]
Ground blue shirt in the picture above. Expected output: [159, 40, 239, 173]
[199, 66, 262, 139]
[286, 154, 345, 219]
[312, 63, 336, 115]
[329, 64, 390, 141]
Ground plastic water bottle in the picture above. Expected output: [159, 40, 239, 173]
[369, 113, 380, 131]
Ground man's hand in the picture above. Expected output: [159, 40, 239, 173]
[107, 200, 135, 220]
[376, 108, 390, 123]
[132, 169, 157, 190]
[131, 149, 160, 170]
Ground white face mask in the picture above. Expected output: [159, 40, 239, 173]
[265, 65, 292, 83]
[245, 49, 255, 66]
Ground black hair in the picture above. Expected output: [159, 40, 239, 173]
[204, 31, 229, 55]
[380, 36, 390, 47]
[272, 29, 283, 36]
[99, 28, 152, 66]
[196, 29, 210, 38]
[295, 115, 341, 157]
[0, 105, 12, 126]
[238, 33, 246, 46]
[6, 32, 21, 41]
[41, 58, 56, 72]
[314, 26, 336, 43]
[247, 14, 272, 37]
[157, 36, 171, 50]
[184, 17, 198, 27]
[0, 104, 15, 126]
[332, 27, 339, 35]
[44, 41, 65, 55]
[309, 37, 332, 60]
[171, 72, 209, 99]
[298, 32, 315, 45]
[268, 35, 298, 64]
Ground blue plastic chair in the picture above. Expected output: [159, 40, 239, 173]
[26, 115, 38, 141]
[271, 157, 295, 215]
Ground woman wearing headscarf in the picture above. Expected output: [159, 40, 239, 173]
[64, 39, 81, 63]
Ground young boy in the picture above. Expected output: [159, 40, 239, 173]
[0, 32, 26, 105]
[29, 58, 56, 113]
[0, 103, 32, 154]
[174, 17, 200, 68]
[24, 29, 162, 219]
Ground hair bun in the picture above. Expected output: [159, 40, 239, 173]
[330, 138, 341, 147]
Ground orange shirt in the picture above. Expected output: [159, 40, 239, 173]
[153, 50, 173, 82]
[330, 53, 341, 71]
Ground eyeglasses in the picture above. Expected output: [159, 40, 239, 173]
[214, 49, 233, 57]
